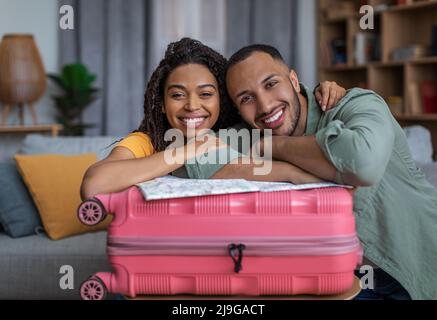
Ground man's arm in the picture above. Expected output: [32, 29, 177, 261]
[269, 92, 396, 187]
[184, 140, 324, 184]
[268, 135, 338, 183]
[211, 157, 324, 184]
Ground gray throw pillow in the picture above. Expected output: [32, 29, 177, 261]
[19, 134, 122, 160]
[0, 161, 43, 238]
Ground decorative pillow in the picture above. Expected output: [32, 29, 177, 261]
[0, 161, 43, 238]
[14, 153, 111, 240]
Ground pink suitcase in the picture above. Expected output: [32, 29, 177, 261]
[77, 186, 362, 300]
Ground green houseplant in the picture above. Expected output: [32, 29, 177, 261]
[48, 63, 99, 136]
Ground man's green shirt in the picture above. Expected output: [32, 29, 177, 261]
[305, 85, 437, 299]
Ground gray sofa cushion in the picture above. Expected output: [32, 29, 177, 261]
[19, 134, 122, 160]
[0, 231, 111, 299]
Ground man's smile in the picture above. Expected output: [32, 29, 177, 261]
[257, 104, 286, 129]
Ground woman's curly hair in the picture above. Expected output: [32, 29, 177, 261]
[136, 38, 241, 152]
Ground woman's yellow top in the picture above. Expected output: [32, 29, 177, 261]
[115, 131, 241, 179]
[115, 132, 154, 158]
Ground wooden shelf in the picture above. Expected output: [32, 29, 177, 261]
[322, 8, 383, 23]
[387, 0, 437, 12]
[0, 124, 63, 137]
[321, 0, 437, 21]
[369, 61, 404, 68]
[375, 56, 437, 66]
[409, 56, 437, 65]
[396, 114, 437, 121]
[322, 64, 367, 72]
[319, 0, 437, 148]
[322, 56, 437, 70]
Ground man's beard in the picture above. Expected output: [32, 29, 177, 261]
[286, 85, 301, 136]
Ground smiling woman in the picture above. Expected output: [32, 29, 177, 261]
[79, 38, 240, 200]
[137, 37, 239, 152]
[163, 64, 220, 134]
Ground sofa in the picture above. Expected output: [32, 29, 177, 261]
[0, 134, 120, 299]
[0, 127, 436, 300]
[0, 230, 110, 299]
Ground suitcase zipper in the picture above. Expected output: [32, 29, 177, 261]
[228, 243, 246, 273]
[107, 235, 361, 257]
[108, 235, 361, 274]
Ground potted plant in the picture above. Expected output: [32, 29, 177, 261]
[48, 63, 99, 136]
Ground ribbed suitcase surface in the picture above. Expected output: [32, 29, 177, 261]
[78, 187, 362, 299]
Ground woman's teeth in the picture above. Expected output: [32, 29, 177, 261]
[182, 117, 206, 125]
[264, 109, 283, 124]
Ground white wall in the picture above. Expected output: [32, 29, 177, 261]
[0, 0, 59, 160]
[0, 0, 59, 73]
[296, 0, 317, 88]
[0, 0, 59, 124]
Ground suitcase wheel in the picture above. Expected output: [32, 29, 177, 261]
[77, 198, 107, 226]
[80, 277, 107, 300]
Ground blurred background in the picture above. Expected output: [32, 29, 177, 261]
[0, 0, 436, 159]
[0, 0, 315, 143]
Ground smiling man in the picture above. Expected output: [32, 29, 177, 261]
[225, 44, 437, 300]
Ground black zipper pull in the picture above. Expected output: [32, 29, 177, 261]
[228, 243, 246, 273]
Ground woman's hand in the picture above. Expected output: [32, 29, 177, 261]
[314, 81, 347, 112]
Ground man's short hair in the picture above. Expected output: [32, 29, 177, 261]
[226, 44, 286, 74]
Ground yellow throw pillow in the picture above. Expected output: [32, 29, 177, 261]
[14, 153, 111, 240]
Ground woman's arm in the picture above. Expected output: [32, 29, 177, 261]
[80, 136, 225, 200]
[80, 145, 188, 200]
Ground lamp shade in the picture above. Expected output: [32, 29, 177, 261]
[0, 34, 46, 105]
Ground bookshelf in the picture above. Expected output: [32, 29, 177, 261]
[318, 0, 437, 156]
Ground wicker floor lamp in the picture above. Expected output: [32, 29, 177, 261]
[0, 34, 46, 126]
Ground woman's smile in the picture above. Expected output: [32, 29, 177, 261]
[178, 115, 210, 129]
